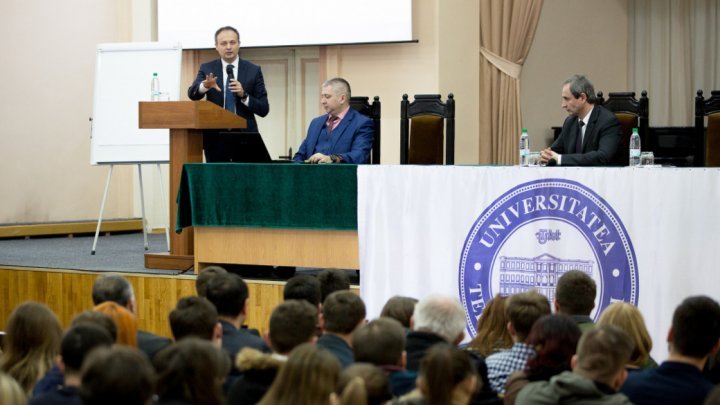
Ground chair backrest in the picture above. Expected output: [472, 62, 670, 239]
[596, 91, 649, 166]
[400, 94, 455, 165]
[695, 90, 720, 167]
[349, 96, 381, 164]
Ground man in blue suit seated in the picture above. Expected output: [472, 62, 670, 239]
[293, 77, 374, 164]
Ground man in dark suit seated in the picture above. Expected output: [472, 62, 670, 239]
[187, 26, 269, 162]
[293, 77, 374, 164]
[540, 74, 621, 166]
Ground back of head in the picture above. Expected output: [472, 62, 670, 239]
[524, 314, 581, 380]
[284, 275, 322, 307]
[195, 266, 227, 298]
[468, 295, 513, 357]
[206, 273, 249, 317]
[269, 300, 318, 354]
[555, 270, 596, 316]
[563, 74, 597, 104]
[93, 301, 138, 347]
[506, 290, 551, 342]
[597, 302, 653, 367]
[0, 372, 26, 405]
[352, 317, 406, 366]
[318, 269, 351, 303]
[71, 310, 118, 342]
[574, 325, 633, 385]
[0, 301, 62, 393]
[413, 295, 467, 343]
[92, 274, 134, 308]
[323, 291, 366, 335]
[338, 363, 392, 405]
[80, 346, 155, 405]
[61, 324, 114, 374]
[380, 296, 418, 329]
[169, 296, 219, 341]
[153, 338, 230, 405]
[419, 344, 477, 405]
[671, 295, 720, 358]
[259, 343, 341, 405]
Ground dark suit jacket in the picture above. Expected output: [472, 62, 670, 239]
[220, 320, 268, 375]
[551, 105, 621, 166]
[187, 58, 269, 132]
[137, 330, 172, 362]
[292, 108, 374, 164]
[317, 333, 354, 369]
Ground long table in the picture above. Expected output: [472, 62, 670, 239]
[176, 163, 360, 271]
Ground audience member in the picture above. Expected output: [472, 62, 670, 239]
[504, 314, 581, 404]
[704, 350, 720, 385]
[517, 325, 633, 404]
[337, 363, 392, 405]
[0, 302, 62, 394]
[486, 290, 551, 394]
[0, 372, 26, 405]
[379, 296, 418, 330]
[283, 275, 322, 307]
[405, 295, 467, 371]
[554, 270, 597, 332]
[396, 344, 478, 405]
[79, 346, 155, 405]
[228, 299, 318, 405]
[153, 338, 230, 405]
[318, 269, 351, 303]
[29, 324, 114, 405]
[92, 274, 171, 359]
[196, 266, 228, 297]
[466, 295, 513, 358]
[258, 343, 341, 405]
[168, 296, 222, 343]
[93, 301, 138, 347]
[318, 291, 366, 368]
[206, 272, 267, 374]
[621, 295, 720, 405]
[597, 302, 657, 369]
[352, 317, 416, 397]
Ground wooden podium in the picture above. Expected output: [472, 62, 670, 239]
[139, 101, 247, 270]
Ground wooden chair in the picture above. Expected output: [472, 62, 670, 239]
[695, 90, 720, 167]
[400, 94, 455, 165]
[349, 96, 381, 164]
[596, 91, 649, 166]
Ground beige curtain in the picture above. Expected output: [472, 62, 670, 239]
[629, 0, 720, 126]
[479, 0, 544, 165]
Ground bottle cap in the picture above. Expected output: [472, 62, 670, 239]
[522, 128, 527, 132]
[153, 72, 158, 77]
[632, 127, 638, 131]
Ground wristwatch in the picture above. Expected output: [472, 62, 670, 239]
[240, 93, 249, 102]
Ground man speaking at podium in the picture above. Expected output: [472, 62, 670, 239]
[293, 78, 374, 164]
[188, 26, 270, 162]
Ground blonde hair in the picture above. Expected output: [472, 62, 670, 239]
[0, 302, 62, 393]
[0, 372, 27, 405]
[93, 301, 138, 347]
[467, 296, 512, 356]
[597, 302, 652, 367]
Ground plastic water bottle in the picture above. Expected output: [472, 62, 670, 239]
[151, 73, 160, 101]
[629, 127, 641, 166]
[519, 128, 530, 166]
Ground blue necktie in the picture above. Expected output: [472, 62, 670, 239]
[225, 65, 236, 114]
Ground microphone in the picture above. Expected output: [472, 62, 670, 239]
[226, 65, 235, 81]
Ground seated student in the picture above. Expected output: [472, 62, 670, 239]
[283, 275, 323, 337]
[318, 269, 351, 303]
[597, 302, 657, 369]
[169, 296, 222, 344]
[154, 338, 230, 405]
[195, 266, 228, 298]
[293, 78, 374, 164]
[228, 299, 318, 405]
[621, 295, 720, 405]
[318, 291, 366, 369]
[485, 290, 551, 394]
[380, 296, 418, 331]
[352, 317, 417, 397]
[336, 363, 392, 405]
[554, 270, 597, 332]
[29, 324, 114, 405]
[466, 295, 513, 358]
[0, 372, 27, 405]
[405, 295, 467, 372]
[79, 346, 155, 405]
[517, 325, 633, 404]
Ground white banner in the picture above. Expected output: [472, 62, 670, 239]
[358, 165, 720, 362]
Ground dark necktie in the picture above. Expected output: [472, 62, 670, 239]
[575, 120, 585, 153]
[225, 65, 236, 113]
[327, 115, 339, 136]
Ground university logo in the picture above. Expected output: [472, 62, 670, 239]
[458, 179, 638, 337]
